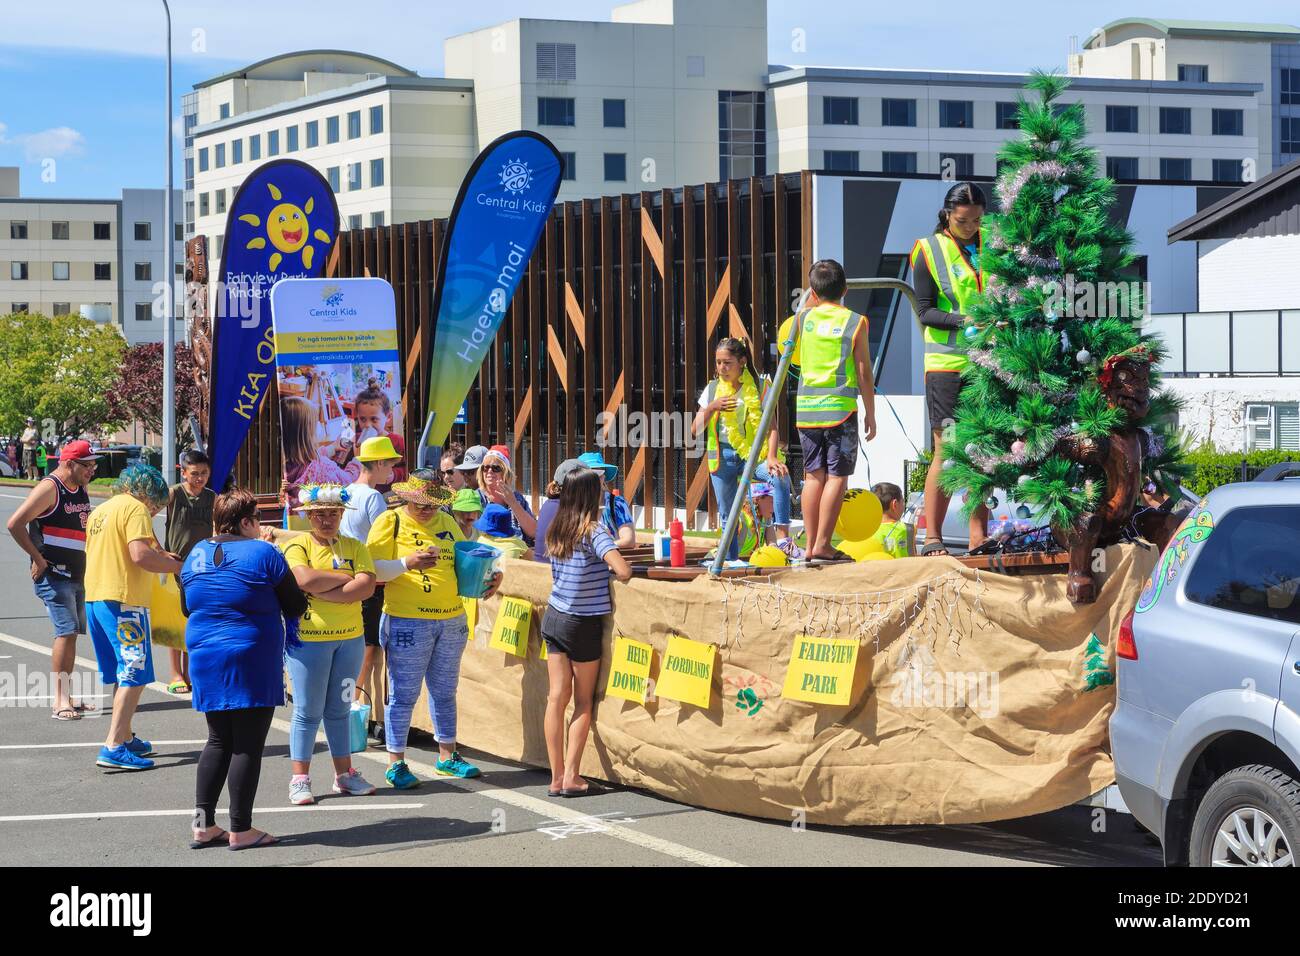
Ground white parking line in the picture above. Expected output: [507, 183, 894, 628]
[0, 739, 207, 750]
[1, 693, 111, 701]
[0, 630, 743, 868]
[0, 803, 426, 823]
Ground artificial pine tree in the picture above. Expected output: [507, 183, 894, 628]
[938, 72, 1189, 603]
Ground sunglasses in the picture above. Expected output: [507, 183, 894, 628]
[407, 501, 437, 511]
[440, 468, 457, 477]
[482, 464, 505, 475]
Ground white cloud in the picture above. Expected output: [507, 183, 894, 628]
[0, 122, 87, 161]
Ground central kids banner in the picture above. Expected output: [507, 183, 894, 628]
[420, 130, 563, 460]
[207, 159, 339, 489]
[269, 277, 403, 501]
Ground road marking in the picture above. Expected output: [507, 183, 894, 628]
[0, 494, 32, 500]
[0, 739, 207, 750]
[0, 630, 743, 868]
[0, 803, 426, 823]
[1, 693, 111, 701]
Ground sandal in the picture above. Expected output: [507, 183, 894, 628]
[808, 548, 854, 563]
[229, 832, 277, 852]
[166, 680, 191, 695]
[50, 707, 81, 721]
[189, 828, 229, 849]
[72, 700, 97, 713]
[921, 540, 950, 557]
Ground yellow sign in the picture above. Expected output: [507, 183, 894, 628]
[464, 597, 477, 638]
[654, 635, 716, 708]
[488, 597, 532, 658]
[782, 635, 859, 705]
[604, 636, 654, 704]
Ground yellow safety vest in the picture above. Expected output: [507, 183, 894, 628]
[909, 231, 984, 373]
[793, 303, 866, 429]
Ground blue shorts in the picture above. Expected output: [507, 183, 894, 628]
[88, 601, 155, 688]
[33, 573, 86, 637]
[798, 417, 859, 478]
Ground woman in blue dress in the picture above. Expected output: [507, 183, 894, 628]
[180, 489, 307, 851]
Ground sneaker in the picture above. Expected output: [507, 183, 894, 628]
[776, 537, 805, 562]
[123, 734, 154, 757]
[289, 776, 315, 806]
[385, 760, 421, 790]
[96, 744, 154, 771]
[435, 751, 480, 779]
[333, 768, 377, 796]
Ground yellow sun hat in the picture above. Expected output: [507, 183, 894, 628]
[390, 473, 454, 508]
[356, 435, 401, 462]
[835, 487, 883, 542]
[748, 545, 789, 568]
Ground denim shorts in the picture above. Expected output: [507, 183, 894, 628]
[33, 573, 86, 637]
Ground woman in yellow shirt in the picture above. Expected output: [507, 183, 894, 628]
[367, 471, 502, 788]
[279, 484, 377, 805]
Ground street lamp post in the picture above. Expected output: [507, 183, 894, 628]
[161, 0, 176, 480]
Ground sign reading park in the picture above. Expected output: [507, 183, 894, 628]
[782, 635, 859, 706]
[489, 596, 533, 659]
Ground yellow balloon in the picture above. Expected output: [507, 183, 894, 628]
[749, 545, 789, 568]
[838, 537, 884, 562]
[860, 552, 894, 561]
[835, 488, 883, 542]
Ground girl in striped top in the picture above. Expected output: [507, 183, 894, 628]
[541, 468, 632, 797]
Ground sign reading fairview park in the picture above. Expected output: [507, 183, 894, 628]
[781, 635, 859, 706]
[654, 635, 716, 709]
[489, 597, 533, 659]
[604, 637, 654, 704]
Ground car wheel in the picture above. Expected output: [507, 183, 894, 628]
[1189, 764, 1300, 867]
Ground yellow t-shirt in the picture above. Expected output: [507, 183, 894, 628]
[84, 494, 158, 606]
[366, 508, 466, 620]
[776, 316, 802, 368]
[870, 520, 911, 559]
[280, 534, 375, 641]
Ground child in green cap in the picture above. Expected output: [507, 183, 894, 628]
[451, 488, 482, 541]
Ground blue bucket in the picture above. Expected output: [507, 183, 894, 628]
[349, 698, 371, 754]
[454, 541, 500, 599]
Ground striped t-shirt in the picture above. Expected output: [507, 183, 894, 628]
[548, 525, 618, 616]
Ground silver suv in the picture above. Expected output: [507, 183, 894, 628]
[1112, 467, 1300, 866]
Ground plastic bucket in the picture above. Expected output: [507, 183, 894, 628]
[454, 541, 500, 599]
[349, 697, 371, 754]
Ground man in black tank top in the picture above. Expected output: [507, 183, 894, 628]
[6, 439, 100, 720]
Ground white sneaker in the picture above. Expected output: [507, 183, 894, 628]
[332, 767, 377, 796]
[289, 776, 315, 805]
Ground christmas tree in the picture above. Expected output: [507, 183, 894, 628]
[939, 72, 1189, 599]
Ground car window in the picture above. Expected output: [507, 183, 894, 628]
[1184, 505, 1300, 626]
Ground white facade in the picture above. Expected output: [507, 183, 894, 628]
[1196, 234, 1300, 311]
[120, 188, 185, 345]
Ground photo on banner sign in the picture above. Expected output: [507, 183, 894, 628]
[269, 277, 405, 506]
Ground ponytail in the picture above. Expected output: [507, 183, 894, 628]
[935, 181, 987, 234]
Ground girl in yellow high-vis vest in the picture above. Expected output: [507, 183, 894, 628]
[910, 182, 989, 556]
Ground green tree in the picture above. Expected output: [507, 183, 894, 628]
[939, 73, 1188, 529]
[0, 312, 127, 437]
[104, 342, 203, 450]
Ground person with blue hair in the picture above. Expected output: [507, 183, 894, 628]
[84, 464, 183, 771]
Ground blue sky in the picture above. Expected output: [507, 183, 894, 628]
[2, 1, 1297, 197]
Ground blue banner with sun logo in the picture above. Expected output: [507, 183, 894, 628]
[207, 159, 339, 488]
[420, 131, 562, 459]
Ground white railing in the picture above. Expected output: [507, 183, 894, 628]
[1144, 310, 1300, 377]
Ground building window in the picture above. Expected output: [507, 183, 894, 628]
[536, 42, 576, 82]
[218, 103, 230, 119]
[199, 193, 209, 217]
[326, 116, 339, 144]
[686, 55, 705, 78]
[1177, 64, 1209, 83]
[347, 111, 361, 139]
[214, 142, 225, 167]
[1105, 105, 1138, 133]
[604, 153, 627, 181]
[369, 105, 383, 135]
[286, 126, 298, 152]
[51, 221, 68, 240]
[882, 151, 917, 174]
[198, 147, 209, 172]
[10, 261, 28, 280]
[135, 302, 153, 322]
[94, 262, 111, 281]
[1283, 68, 1300, 105]
[249, 133, 261, 160]
[370, 211, 385, 228]
[52, 302, 69, 316]
[348, 214, 362, 230]
[881, 98, 916, 127]
[1245, 402, 1300, 452]
[603, 99, 626, 128]
[11, 302, 28, 313]
[939, 153, 974, 178]
[1211, 108, 1244, 136]
[93, 222, 111, 240]
[560, 152, 576, 181]
[185, 156, 194, 181]
[370, 158, 384, 188]
[1212, 159, 1244, 184]
[995, 102, 1019, 130]
[327, 166, 340, 192]
[134, 262, 151, 281]
[9, 220, 27, 239]
[823, 150, 859, 172]
[175, 263, 184, 275]
[267, 129, 279, 156]
[348, 162, 362, 191]
[1159, 157, 1192, 181]
[718, 90, 766, 180]
[52, 261, 69, 280]
[1159, 107, 1191, 135]
[305, 121, 318, 148]
[214, 235, 223, 258]
[822, 96, 859, 126]
[174, 223, 183, 242]
[538, 97, 576, 126]
[938, 100, 973, 129]
[1106, 156, 1139, 180]
[1184, 503, 1300, 625]
[231, 139, 242, 164]
[1283, 117, 1300, 154]
[215, 189, 226, 214]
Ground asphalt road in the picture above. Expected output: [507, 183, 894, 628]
[0, 489, 1160, 867]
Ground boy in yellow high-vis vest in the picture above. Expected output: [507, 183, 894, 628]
[792, 259, 877, 561]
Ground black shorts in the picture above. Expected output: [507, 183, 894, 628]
[540, 607, 606, 663]
[925, 371, 962, 431]
[361, 590, 384, 647]
[798, 416, 859, 478]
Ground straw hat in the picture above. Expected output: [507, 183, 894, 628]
[390, 473, 454, 508]
[296, 483, 354, 511]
